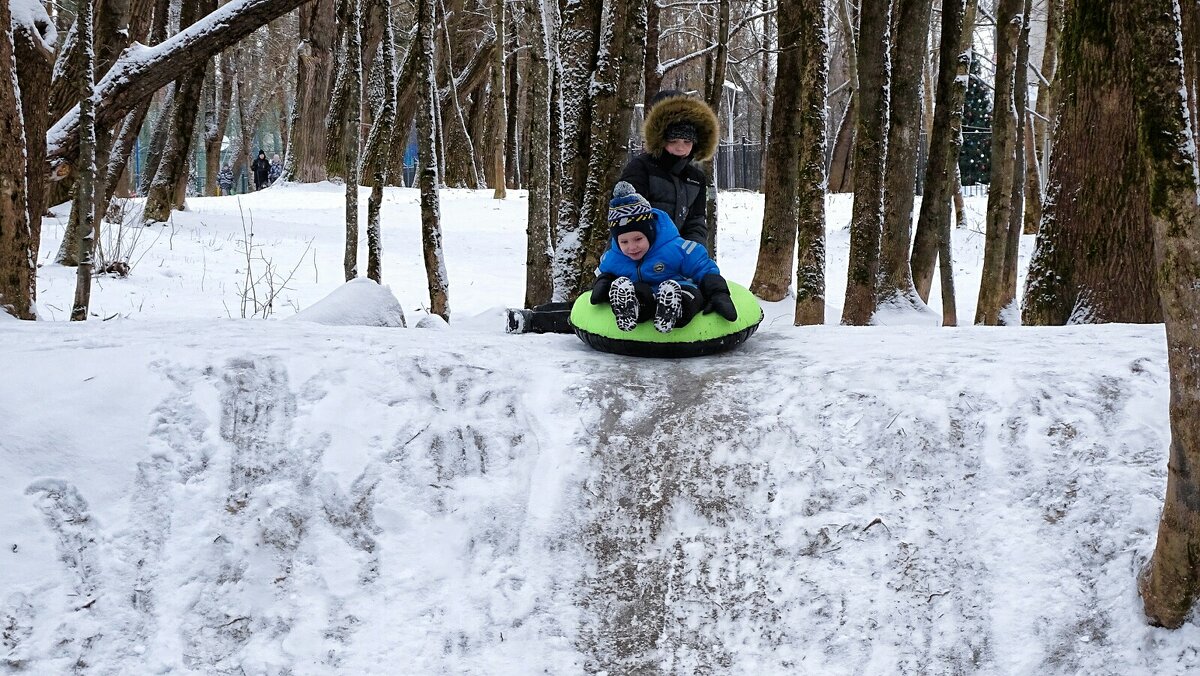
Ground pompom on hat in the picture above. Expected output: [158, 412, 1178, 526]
[608, 181, 656, 244]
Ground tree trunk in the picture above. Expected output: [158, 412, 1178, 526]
[878, 0, 934, 307]
[205, 54, 235, 195]
[1034, 0, 1063, 168]
[551, 0, 600, 299]
[437, 9, 483, 189]
[794, 0, 829, 325]
[840, 0, 890, 326]
[974, 0, 1022, 325]
[344, 0, 363, 281]
[999, 0, 1032, 311]
[702, 0, 730, 259]
[0, 2, 34, 319]
[523, 0, 554, 308]
[1022, 111, 1041, 234]
[913, 0, 977, 318]
[750, 0, 826, 306]
[490, 0, 507, 199]
[71, 0, 97, 321]
[1020, 0, 1159, 325]
[286, 0, 337, 182]
[143, 0, 212, 223]
[827, 0, 860, 193]
[417, 0, 448, 320]
[574, 0, 648, 293]
[1136, 0, 1200, 631]
[363, 0, 396, 283]
[13, 19, 54, 267]
[644, 1, 662, 108]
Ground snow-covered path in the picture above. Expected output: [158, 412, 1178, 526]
[4, 320, 1195, 674]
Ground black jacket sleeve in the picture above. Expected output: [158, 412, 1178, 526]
[681, 174, 708, 244]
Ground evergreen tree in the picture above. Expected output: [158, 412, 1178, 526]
[959, 54, 992, 185]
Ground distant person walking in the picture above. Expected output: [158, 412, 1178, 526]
[268, 153, 283, 184]
[251, 150, 271, 191]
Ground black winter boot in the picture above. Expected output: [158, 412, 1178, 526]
[653, 280, 683, 333]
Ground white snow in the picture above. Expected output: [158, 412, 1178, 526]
[289, 277, 406, 327]
[2, 184, 1196, 673]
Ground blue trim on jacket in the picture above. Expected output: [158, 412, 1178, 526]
[598, 208, 719, 291]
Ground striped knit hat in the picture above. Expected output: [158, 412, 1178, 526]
[608, 181, 656, 243]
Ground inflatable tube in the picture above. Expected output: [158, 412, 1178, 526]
[569, 281, 764, 358]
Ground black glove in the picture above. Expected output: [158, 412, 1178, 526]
[590, 274, 618, 304]
[700, 274, 738, 321]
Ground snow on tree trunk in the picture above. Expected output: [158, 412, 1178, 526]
[750, 0, 827, 307]
[343, 0, 363, 282]
[878, 0, 934, 309]
[1136, 0, 1200, 631]
[436, 9, 483, 190]
[999, 0, 1033, 310]
[573, 0, 648, 295]
[974, 0, 1023, 326]
[0, 0, 34, 319]
[1020, 0, 1159, 326]
[1034, 0, 1063, 169]
[523, 0, 554, 308]
[791, 0, 829, 326]
[490, 0, 507, 200]
[286, 0, 337, 183]
[362, 0, 396, 284]
[417, 0, 448, 320]
[12, 17, 53, 268]
[840, 0, 890, 326]
[550, 0, 600, 301]
[71, 0, 97, 321]
[911, 0, 977, 321]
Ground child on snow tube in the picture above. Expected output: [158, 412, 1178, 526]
[590, 181, 737, 332]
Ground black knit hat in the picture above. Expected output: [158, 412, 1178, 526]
[664, 122, 698, 144]
[608, 181, 655, 244]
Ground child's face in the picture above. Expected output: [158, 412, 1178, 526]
[617, 232, 650, 260]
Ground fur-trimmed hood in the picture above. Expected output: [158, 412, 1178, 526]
[642, 95, 720, 162]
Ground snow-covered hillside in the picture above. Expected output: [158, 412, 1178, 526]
[3, 187, 1195, 674]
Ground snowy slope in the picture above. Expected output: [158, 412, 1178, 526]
[3, 187, 1195, 674]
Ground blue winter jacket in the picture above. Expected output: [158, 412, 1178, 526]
[598, 208, 719, 291]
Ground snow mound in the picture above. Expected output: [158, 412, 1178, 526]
[289, 278, 406, 327]
[415, 313, 449, 330]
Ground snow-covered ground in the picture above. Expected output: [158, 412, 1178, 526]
[2, 185, 1195, 674]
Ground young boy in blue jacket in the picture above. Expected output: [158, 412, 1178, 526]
[592, 181, 738, 332]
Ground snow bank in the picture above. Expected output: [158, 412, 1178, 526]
[289, 277, 406, 327]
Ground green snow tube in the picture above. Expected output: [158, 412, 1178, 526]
[569, 281, 764, 358]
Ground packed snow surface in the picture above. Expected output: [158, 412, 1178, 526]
[3, 186, 1196, 674]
